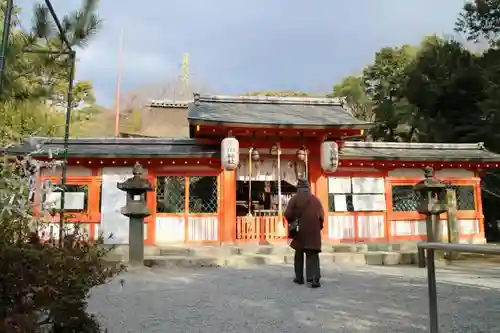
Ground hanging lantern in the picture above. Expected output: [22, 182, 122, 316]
[221, 137, 239, 170]
[270, 144, 280, 155]
[296, 147, 307, 161]
[321, 141, 339, 172]
[251, 148, 260, 161]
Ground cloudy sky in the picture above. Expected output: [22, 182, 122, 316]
[18, 0, 465, 106]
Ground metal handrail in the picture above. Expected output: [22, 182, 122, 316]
[417, 242, 500, 333]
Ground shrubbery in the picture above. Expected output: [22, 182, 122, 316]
[0, 150, 124, 332]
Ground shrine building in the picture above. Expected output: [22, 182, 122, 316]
[11, 94, 500, 246]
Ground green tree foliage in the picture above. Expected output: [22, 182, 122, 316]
[0, 101, 64, 145]
[332, 34, 500, 145]
[405, 38, 488, 144]
[329, 75, 373, 121]
[0, 0, 102, 139]
[1, 0, 101, 101]
[53, 80, 97, 109]
[362, 45, 418, 141]
[456, 0, 500, 43]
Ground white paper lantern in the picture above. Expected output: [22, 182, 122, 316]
[221, 137, 240, 170]
[321, 141, 339, 172]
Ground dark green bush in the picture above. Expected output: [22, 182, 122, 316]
[0, 155, 124, 332]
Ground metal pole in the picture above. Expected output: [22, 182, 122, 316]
[58, 51, 75, 245]
[248, 148, 252, 216]
[426, 248, 439, 333]
[44, 0, 73, 50]
[0, 0, 14, 93]
[114, 28, 123, 137]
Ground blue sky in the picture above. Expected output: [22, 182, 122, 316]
[17, 0, 466, 106]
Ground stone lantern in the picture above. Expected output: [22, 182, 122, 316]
[117, 162, 153, 266]
[414, 166, 447, 267]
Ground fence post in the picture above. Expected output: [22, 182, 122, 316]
[426, 247, 439, 333]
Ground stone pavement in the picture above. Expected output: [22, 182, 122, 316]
[87, 263, 500, 333]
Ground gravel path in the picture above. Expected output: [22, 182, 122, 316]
[88, 263, 500, 333]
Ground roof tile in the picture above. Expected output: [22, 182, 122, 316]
[7, 138, 500, 162]
[188, 94, 371, 128]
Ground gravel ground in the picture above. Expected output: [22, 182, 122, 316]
[87, 262, 500, 333]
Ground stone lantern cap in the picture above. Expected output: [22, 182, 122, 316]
[413, 166, 446, 195]
[117, 162, 153, 194]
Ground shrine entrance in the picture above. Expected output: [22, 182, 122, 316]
[234, 148, 308, 241]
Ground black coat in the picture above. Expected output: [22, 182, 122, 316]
[284, 191, 324, 251]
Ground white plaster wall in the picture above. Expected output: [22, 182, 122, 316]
[41, 166, 92, 177]
[388, 167, 475, 178]
[388, 168, 425, 177]
[153, 166, 213, 172]
[332, 167, 381, 173]
[435, 168, 475, 178]
[100, 167, 134, 245]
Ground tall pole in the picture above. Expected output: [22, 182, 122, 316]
[277, 143, 282, 220]
[248, 148, 253, 216]
[0, 0, 14, 94]
[58, 51, 76, 245]
[180, 53, 189, 100]
[114, 28, 124, 137]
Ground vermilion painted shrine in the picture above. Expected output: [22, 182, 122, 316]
[11, 94, 500, 246]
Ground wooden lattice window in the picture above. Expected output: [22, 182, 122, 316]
[391, 184, 476, 212]
[189, 176, 218, 213]
[446, 185, 476, 211]
[391, 185, 421, 212]
[156, 176, 185, 213]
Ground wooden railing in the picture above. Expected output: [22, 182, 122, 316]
[235, 215, 288, 241]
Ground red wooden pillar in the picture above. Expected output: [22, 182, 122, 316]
[221, 168, 236, 244]
[88, 168, 101, 240]
[474, 177, 485, 240]
[309, 143, 329, 239]
[145, 170, 156, 245]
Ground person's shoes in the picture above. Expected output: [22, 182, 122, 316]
[293, 278, 304, 285]
[307, 276, 320, 283]
[310, 278, 321, 288]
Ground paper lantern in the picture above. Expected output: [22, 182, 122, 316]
[221, 137, 239, 170]
[296, 147, 307, 161]
[321, 141, 339, 172]
[251, 148, 260, 161]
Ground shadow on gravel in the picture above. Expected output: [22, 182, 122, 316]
[88, 265, 500, 333]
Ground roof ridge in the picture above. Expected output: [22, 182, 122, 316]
[26, 137, 202, 145]
[193, 93, 344, 106]
[148, 99, 191, 108]
[342, 141, 484, 150]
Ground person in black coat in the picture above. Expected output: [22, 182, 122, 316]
[284, 179, 325, 288]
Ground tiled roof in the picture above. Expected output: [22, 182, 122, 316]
[8, 138, 500, 163]
[8, 137, 219, 158]
[187, 94, 372, 128]
[340, 142, 500, 162]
